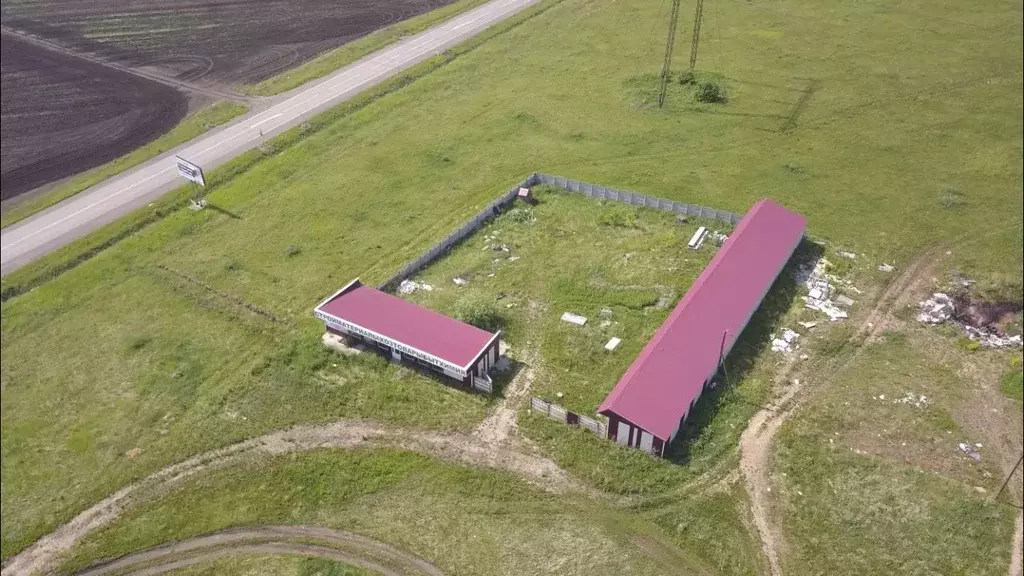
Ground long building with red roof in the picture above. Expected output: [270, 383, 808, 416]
[314, 279, 500, 388]
[598, 198, 806, 456]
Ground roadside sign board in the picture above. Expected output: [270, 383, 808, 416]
[175, 156, 205, 187]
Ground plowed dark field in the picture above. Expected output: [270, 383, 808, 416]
[1, 0, 455, 201]
[1, 35, 188, 200]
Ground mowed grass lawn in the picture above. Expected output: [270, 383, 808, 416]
[2, 0, 1021, 565]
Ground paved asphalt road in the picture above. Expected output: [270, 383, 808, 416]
[0, 0, 537, 275]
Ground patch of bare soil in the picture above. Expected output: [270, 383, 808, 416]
[739, 251, 943, 576]
[0, 420, 572, 576]
[474, 350, 537, 446]
[0, 33, 188, 199]
[72, 525, 443, 576]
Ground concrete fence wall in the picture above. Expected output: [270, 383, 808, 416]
[530, 396, 607, 438]
[529, 172, 743, 227]
[379, 172, 742, 292]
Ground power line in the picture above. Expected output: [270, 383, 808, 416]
[658, 0, 684, 107]
[688, 0, 704, 72]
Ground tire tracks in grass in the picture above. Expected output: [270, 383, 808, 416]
[72, 526, 443, 576]
[738, 251, 940, 576]
[1, 419, 572, 576]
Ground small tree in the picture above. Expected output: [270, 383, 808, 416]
[695, 80, 726, 103]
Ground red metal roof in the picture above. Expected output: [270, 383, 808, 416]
[316, 281, 496, 369]
[598, 199, 806, 441]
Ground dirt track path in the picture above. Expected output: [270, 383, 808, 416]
[739, 253, 937, 576]
[474, 349, 538, 446]
[72, 525, 443, 576]
[1, 419, 570, 576]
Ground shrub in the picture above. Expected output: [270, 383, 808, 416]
[939, 186, 966, 209]
[454, 292, 505, 332]
[286, 245, 301, 257]
[695, 80, 726, 103]
[678, 70, 696, 85]
[506, 207, 536, 225]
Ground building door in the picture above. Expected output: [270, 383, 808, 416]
[639, 431, 654, 453]
[616, 422, 630, 446]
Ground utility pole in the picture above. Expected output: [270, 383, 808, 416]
[995, 453, 1023, 504]
[657, 0, 683, 108]
[689, 0, 705, 72]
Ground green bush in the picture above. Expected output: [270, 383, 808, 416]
[454, 292, 505, 332]
[506, 207, 536, 224]
[678, 70, 696, 85]
[695, 80, 726, 103]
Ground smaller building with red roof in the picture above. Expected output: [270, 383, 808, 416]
[314, 279, 500, 389]
[598, 198, 806, 456]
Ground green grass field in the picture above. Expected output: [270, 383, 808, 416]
[59, 449, 726, 576]
[2, 0, 1021, 569]
[775, 324, 1022, 575]
[0, 102, 248, 229]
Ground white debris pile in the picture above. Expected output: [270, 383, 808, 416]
[878, 263, 895, 273]
[837, 250, 857, 260]
[397, 279, 433, 294]
[962, 325, 1023, 348]
[894, 392, 930, 409]
[771, 328, 801, 353]
[958, 442, 982, 461]
[917, 293, 954, 324]
[453, 277, 469, 286]
[797, 257, 850, 322]
[711, 231, 729, 246]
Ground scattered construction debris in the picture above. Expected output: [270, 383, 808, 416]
[837, 250, 857, 260]
[688, 226, 709, 249]
[917, 292, 1023, 347]
[561, 312, 588, 326]
[397, 279, 433, 295]
[798, 321, 818, 329]
[835, 295, 856, 308]
[605, 337, 622, 351]
[894, 392, 930, 409]
[711, 231, 729, 246]
[958, 442, 982, 461]
[878, 263, 895, 273]
[798, 257, 850, 321]
[962, 326, 1023, 348]
[453, 277, 469, 286]
[917, 293, 954, 324]
[771, 328, 801, 353]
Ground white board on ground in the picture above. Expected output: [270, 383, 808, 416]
[688, 226, 708, 249]
[605, 337, 621, 351]
[561, 312, 587, 326]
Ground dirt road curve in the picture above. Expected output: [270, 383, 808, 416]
[0, 0, 540, 274]
[72, 526, 443, 576]
[0, 419, 569, 576]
